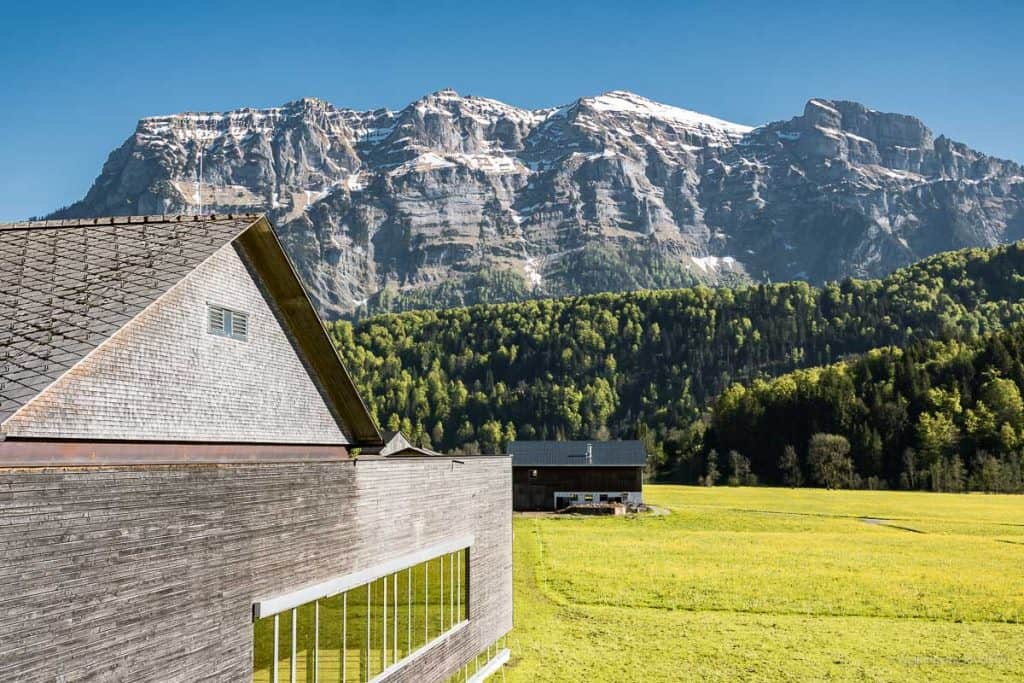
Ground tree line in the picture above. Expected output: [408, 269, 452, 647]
[702, 329, 1024, 492]
[331, 241, 1024, 491]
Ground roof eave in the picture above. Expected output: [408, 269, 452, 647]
[234, 216, 383, 447]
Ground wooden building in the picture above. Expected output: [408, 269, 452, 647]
[0, 215, 511, 682]
[510, 441, 646, 511]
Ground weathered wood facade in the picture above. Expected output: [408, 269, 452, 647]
[510, 441, 646, 511]
[0, 215, 512, 682]
[512, 464, 643, 510]
[0, 455, 512, 682]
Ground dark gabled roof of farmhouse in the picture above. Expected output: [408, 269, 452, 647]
[509, 440, 646, 467]
[0, 214, 382, 445]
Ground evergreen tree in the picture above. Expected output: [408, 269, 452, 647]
[430, 421, 445, 449]
[727, 450, 753, 486]
[779, 445, 803, 487]
[972, 453, 1004, 492]
[478, 420, 504, 455]
[901, 448, 918, 490]
[703, 450, 720, 487]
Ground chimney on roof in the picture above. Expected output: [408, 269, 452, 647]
[586, 443, 593, 463]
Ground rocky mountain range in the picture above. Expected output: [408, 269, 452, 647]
[52, 89, 1024, 318]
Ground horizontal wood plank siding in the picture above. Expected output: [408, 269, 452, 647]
[0, 456, 511, 682]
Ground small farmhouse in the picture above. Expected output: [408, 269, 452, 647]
[0, 215, 511, 682]
[509, 440, 646, 511]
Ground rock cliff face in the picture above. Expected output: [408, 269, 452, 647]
[54, 90, 1024, 318]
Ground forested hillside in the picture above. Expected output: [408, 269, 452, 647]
[332, 241, 1024, 490]
[706, 329, 1024, 492]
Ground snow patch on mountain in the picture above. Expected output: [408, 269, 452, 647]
[523, 257, 543, 286]
[585, 91, 754, 136]
[691, 255, 740, 273]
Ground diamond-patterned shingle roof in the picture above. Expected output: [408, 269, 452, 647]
[0, 215, 260, 424]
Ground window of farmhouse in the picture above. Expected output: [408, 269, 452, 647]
[253, 548, 468, 683]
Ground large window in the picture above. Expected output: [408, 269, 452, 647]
[254, 547, 469, 683]
[443, 635, 510, 683]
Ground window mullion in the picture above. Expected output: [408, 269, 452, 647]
[273, 614, 280, 683]
[365, 586, 371, 683]
[341, 592, 347, 683]
[424, 561, 429, 645]
[290, 607, 297, 683]
[407, 568, 412, 656]
[392, 573, 398, 664]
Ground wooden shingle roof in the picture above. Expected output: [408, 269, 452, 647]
[0, 214, 382, 446]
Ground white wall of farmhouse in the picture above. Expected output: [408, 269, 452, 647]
[2, 242, 349, 443]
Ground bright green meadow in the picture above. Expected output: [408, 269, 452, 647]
[505, 486, 1024, 682]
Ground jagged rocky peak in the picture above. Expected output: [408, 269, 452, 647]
[383, 88, 541, 156]
[52, 90, 1024, 319]
[763, 98, 937, 168]
[135, 96, 367, 152]
[284, 95, 333, 111]
[800, 98, 934, 150]
[412, 88, 539, 122]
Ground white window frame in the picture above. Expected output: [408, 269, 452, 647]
[253, 535, 473, 683]
[253, 534, 473, 619]
[207, 303, 249, 342]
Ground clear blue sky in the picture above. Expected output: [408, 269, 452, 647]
[2, 0, 1021, 221]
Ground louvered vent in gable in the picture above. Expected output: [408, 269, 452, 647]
[207, 304, 249, 342]
[232, 311, 248, 340]
[207, 305, 226, 335]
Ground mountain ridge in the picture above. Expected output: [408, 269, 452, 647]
[51, 89, 1024, 318]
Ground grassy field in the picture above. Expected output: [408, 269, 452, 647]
[505, 486, 1024, 682]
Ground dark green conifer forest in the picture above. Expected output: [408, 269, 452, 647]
[331, 242, 1024, 492]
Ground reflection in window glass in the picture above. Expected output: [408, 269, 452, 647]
[368, 576, 386, 679]
[252, 612, 275, 683]
[317, 593, 344, 681]
[443, 634, 509, 683]
[457, 549, 468, 623]
[411, 560, 428, 653]
[253, 547, 470, 682]
[295, 601, 317, 682]
[390, 572, 400, 665]
[276, 608, 293, 683]
[345, 584, 368, 682]
[427, 555, 444, 642]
